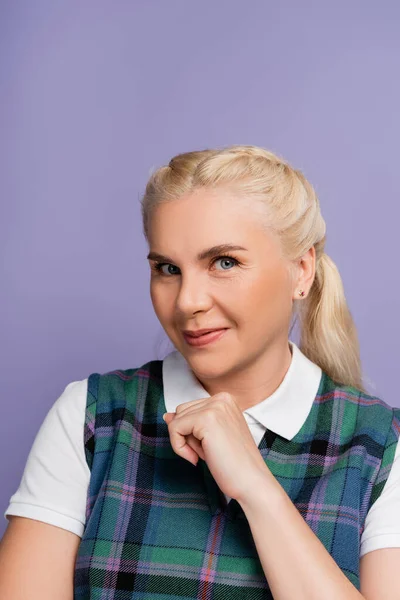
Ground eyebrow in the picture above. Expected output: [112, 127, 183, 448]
[147, 244, 249, 263]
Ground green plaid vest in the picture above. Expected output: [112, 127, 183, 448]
[73, 360, 400, 599]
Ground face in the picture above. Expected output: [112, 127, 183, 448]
[147, 188, 302, 381]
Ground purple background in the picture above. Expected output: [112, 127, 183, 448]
[1, 1, 400, 537]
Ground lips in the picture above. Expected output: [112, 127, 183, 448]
[183, 328, 226, 338]
[183, 328, 228, 347]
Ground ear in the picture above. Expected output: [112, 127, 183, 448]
[292, 246, 316, 300]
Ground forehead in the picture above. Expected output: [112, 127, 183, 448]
[149, 189, 266, 242]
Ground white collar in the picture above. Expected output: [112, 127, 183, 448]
[162, 341, 322, 441]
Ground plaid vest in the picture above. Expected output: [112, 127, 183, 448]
[74, 360, 400, 599]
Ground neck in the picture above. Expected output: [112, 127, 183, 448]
[194, 338, 293, 412]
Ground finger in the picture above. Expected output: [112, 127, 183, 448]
[175, 397, 208, 415]
[167, 418, 200, 466]
[163, 414, 205, 463]
[186, 433, 206, 461]
[168, 407, 205, 465]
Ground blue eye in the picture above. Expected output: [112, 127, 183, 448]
[214, 257, 238, 270]
[156, 263, 179, 276]
[152, 255, 240, 276]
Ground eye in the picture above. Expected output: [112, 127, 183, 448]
[152, 263, 180, 276]
[151, 255, 240, 276]
[214, 256, 239, 271]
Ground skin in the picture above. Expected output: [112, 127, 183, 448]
[148, 187, 316, 413]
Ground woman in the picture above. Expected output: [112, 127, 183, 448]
[1, 145, 399, 599]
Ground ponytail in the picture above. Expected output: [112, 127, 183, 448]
[297, 253, 365, 393]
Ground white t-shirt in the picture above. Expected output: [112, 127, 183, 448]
[4, 343, 400, 558]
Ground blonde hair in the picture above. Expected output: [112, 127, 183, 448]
[141, 145, 365, 393]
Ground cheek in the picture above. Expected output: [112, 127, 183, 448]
[239, 269, 292, 319]
[150, 283, 164, 318]
[150, 282, 174, 322]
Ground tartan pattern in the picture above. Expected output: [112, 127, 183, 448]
[74, 360, 400, 599]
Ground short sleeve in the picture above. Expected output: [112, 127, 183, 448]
[360, 420, 400, 557]
[3, 379, 90, 538]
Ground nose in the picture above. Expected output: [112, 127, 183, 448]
[175, 273, 213, 316]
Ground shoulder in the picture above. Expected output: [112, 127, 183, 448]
[51, 378, 88, 418]
[317, 372, 398, 442]
[35, 378, 89, 461]
[83, 360, 164, 423]
[319, 372, 396, 416]
[87, 360, 163, 396]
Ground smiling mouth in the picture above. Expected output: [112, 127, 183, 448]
[182, 328, 228, 347]
[184, 328, 227, 338]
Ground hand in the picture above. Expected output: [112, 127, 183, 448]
[163, 392, 272, 503]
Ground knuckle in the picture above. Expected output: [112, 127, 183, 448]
[217, 391, 232, 403]
[204, 407, 217, 422]
[214, 393, 232, 411]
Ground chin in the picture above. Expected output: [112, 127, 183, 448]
[186, 354, 232, 379]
